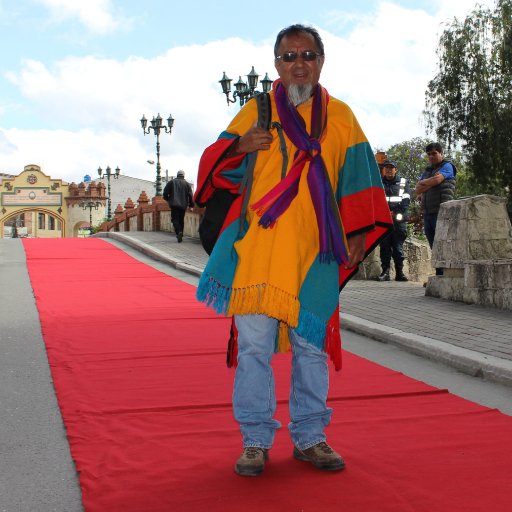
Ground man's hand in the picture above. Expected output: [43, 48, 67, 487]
[415, 172, 445, 194]
[231, 123, 273, 155]
[345, 232, 366, 269]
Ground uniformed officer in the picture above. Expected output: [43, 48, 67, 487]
[377, 160, 411, 282]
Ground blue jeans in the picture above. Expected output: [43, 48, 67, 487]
[233, 314, 332, 450]
[423, 212, 438, 249]
[423, 212, 443, 275]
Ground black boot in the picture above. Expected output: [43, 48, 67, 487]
[395, 264, 408, 282]
[377, 269, 390, 281]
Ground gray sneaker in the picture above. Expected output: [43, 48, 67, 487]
[234, 447, 269, 477]
[293, 442, 345, 471]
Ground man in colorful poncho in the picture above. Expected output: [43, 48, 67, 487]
[195, 24, 392, 477]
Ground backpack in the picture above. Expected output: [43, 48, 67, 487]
[196, 93, 272, 255]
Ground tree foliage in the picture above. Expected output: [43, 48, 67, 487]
[424, 0, 512, 208]
[383, 137, 431, 186]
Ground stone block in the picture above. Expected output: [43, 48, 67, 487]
[354, 237, 434, 283]
[143, 213, 152, 231]
[444, 268, 464, 278]
[500, 290, 512, 309]
[160, 211, 172, 232]
[184, 211, 201, 237]
[432, 195, 512, 268]
[465, 262, 494, 288]
[494, 260, 512, 288]
[490, 289, 512, 309]
[425, 275, 465, 301]
[404, 238, 435, 282]
[465, 260, 512, 290]
[353, 247, 380, 280]
[463, 288, 497, 308]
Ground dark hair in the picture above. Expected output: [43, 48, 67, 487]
[274, 24, 324, 58]
[425, 142, 443, 153]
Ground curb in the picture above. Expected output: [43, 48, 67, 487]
[341, 313, 512, 387]
[95, 232, 203, 277]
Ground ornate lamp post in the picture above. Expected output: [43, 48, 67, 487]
[140, 113, 174, 196]
[97, 165, 120, 221]
[79, 200, 101, 235]
[219, 67, 273, 107]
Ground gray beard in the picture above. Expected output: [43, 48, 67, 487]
[287, 83, 314, 106]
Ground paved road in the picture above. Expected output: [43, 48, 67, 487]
[0, 240, 83, 512]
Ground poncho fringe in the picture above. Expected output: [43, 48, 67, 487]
[198, 272, 300, 327]
[197, 271, 333, 357]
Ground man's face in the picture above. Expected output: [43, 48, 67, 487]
[382, 165, 397, 180]
[274, 32, 324, 91]
[427, 149, 444, 166]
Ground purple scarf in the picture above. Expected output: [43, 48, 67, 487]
[251, 80, 348, 264]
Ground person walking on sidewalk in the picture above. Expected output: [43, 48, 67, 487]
[415, 142, 456, 275]
[194, 24, 392, 477]
[377, 160, 411, 282]
[163, 170, 193, 243]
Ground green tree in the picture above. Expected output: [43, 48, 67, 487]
[384, 137, 431, 187]
[424, 0, 512, 210]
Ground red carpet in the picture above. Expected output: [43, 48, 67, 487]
[23, 238, 512, 511]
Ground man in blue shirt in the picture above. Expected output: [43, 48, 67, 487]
[415, 143, 456, 274]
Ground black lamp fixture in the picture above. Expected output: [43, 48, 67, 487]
[219, 67, 273, 106]
[140, 113, 174, 196]
[79, 200, 101, 235]
[97, 165, 120, 221]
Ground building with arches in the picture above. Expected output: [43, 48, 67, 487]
[1, 164, 107, 238]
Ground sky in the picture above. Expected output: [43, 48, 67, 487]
[0, 0, 496, 187]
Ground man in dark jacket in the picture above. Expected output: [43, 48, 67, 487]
[163, 170, 193, 242]
[377, 160, 411, 282]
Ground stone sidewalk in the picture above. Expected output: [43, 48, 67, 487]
[96, 231, 512, 386]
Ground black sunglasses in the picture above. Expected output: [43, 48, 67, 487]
[276, 51, 323, 62]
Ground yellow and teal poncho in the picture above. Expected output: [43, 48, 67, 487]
[195, 83, 392, 369]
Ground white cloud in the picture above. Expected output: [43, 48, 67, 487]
[4, 37, 276, 184]
[35, 0, 131, 33]
[318, 2, 439, 146]
[1, 0, 500, 186]
[432, 0, 496, 21]
[0, 130, 18, 153]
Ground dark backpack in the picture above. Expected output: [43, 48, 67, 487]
[197, 93, 271, 255]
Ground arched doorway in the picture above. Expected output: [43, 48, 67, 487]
[74, 220, 93, 238]
[2, 208, 65, 238]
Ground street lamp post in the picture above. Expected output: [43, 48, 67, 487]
[97, 165, 120, 221]
[219, 67, 273, 107]
[79, 200, 101, 235]
[140, 113, 174, 196]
